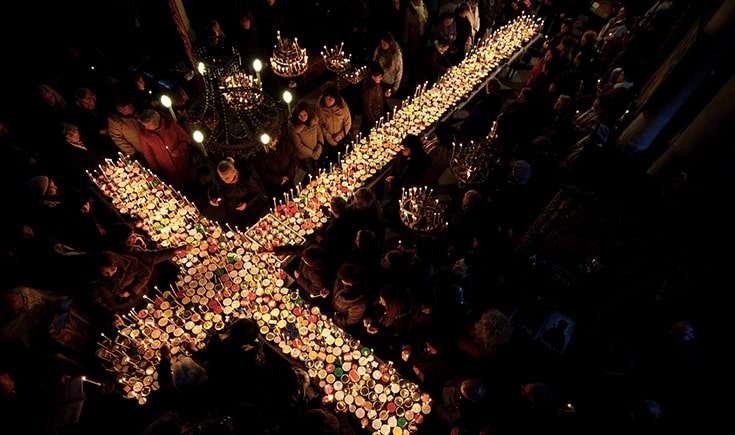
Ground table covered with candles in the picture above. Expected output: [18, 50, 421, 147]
[89, 15, 542, 434]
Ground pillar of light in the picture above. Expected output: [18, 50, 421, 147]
[282, 90, 293, 113]
[253, 59, 263, 82]
[160, 95, 177, 123]
[192, 130, 207, 157]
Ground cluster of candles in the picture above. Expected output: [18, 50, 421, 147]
[398, 186, 448, 232]
[449, 125, 506, 186]
[220, 71, 264, 110]
[270, 30, 308, 78]
[91, 15, 541, 433]
[322, 42, 351, 73]
[341, 65, 368, 85]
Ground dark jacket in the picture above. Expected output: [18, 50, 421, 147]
[254, 138, 298, 198]
[207, 161, 269, 228]
[332, 280, 368, 330]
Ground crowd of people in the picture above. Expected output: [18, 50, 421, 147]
[1, 1, 712, 434]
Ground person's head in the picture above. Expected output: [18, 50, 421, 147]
[368, 61, 384, 83]
[355, 229, 378, 250]
[301, 244, 327, 269]
[380, 249, 408, 270]
[462, 189, 482, 213]
[321, 85, 343, 108]
[217, 157, 239, 184]
[61, 122, 81, 143]
[456, 1, 470, 16]
[518, 86, 535, 103]
[0, 291, 25, 318]
[92, 251, 120, 278]
[581, 29, 597, 45]
[378, 283, 409, 309]
[433, 121, 456, 145]
[485, 77, 501, 95]
[439, 11, 454, 28]
[558, 35, 577, 54]
[226, 317, 259, 344]
[352, 187, 376, 210]
[238, 10, 254, 29]
[291, 101, 312, 124]
[435, 36, 451, 53]
[137, 108, 161, 131]
[35, 84, 67, 110]
[379, 31, 398, 52]
[554, 94, 572, 111]
[204, 19, 225, 45]
[26, 175, 57, 197]
[329, 195, 348, 217]
[400, 134, 424, 157]
[337, 263, 361, 286]
[67, 189, 92, 214]
[74, 87, 97, 110]
[113, 93, 136, 116]
[561, 17, 574, 33]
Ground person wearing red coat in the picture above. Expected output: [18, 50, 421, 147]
[137, 108, 198, 192]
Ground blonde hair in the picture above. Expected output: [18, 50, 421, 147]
[216, 157, 237, 176]
[35, 84, 67, 111]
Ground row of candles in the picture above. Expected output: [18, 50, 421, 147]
[92, 15, 541, 431]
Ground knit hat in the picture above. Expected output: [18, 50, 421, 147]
[26, 175, 50, 197]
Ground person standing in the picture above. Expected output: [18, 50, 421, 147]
[288, 100, 324, 178]
[360, 62, 386, 136]
[402, 0, 430, 68]
[253, 129, 297, 200]
[137, 108, 199, 193]
[107, 92, 143, 160]
[416, 37, 455, 87]
[315, 85, 352, 169]
[372, 31, 404, 98]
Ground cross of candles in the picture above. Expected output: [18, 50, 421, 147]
[91, 13, 544, 432]
[270, 31, 309, 78]
[399, 186, 447, 232]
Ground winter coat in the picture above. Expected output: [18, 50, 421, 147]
[139, 114, 198, 188]
[332, 281, 368, 329]
[315, 96, 352, 142]
[288, 113, 324, 160]
[107, 112, 143, 156]
[254, 139, 298, 193]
